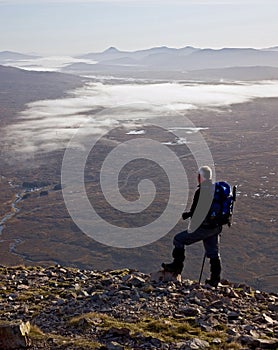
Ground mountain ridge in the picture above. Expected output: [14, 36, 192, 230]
[76, 46, 278, 64]
[2, 47, 278, 79]
[65, 46, 278, 75]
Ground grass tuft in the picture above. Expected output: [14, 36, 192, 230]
[67, 312, 231, 346]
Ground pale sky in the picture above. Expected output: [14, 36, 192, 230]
[0, 0, 277, 56]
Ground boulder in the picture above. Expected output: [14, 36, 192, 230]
[257, 338, 278, 349]
[150, 270, 182, 283]
[182, 338, 210, 349]
[0, 321, 31, 349]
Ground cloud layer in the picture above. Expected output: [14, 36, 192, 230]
[4, 80, 278, 155]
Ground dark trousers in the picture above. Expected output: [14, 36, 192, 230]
[173, 226, 222, 258]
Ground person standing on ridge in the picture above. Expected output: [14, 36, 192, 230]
[162, 166, 222, 287]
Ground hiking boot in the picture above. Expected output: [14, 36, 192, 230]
[162, 262, 183, 274]
[206, 257, 221, 287]
[162, 247, 185, 274]
[205, 278, 219, 287]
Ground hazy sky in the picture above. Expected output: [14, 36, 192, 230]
[0, 0, 277, 56]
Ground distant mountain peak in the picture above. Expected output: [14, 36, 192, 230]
[103, 47, 120, 53]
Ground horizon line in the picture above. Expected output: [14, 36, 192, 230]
[1, 44, 278, 57]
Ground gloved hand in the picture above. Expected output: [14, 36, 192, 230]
[182, 212, 191, 220]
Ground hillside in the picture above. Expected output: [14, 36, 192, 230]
[0, 65, 84, 117]
[0, 265, 277, 349]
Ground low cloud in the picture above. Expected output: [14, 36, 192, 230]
[4, 80, 278, 155]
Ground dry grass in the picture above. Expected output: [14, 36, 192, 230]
[68, 311, 230, 347]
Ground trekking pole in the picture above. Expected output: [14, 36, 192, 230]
[228, 185, 237, 227]
[198, 253, 206, 284]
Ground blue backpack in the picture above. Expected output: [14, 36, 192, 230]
[207, 181, 236, 227]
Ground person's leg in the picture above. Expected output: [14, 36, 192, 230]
[162, 226, 221, 274]
[203, 234, 221, 287]
[161, 230, 188, 273]
[162, 227, 217, 273]
[209, 257, 221, 286]
[176, 226, 221, 246]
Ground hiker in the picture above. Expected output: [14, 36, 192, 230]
[162, 166, 222, 287]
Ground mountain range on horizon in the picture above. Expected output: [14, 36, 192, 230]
[75, 46, 278, 81]
[74, 45, 278, 71]
[2, 45, 278, 81]
[77, 44, 278, 56]
[1, 45, 278, 66]
[1, 44, 278, 59]
[1, 45, 278, 82]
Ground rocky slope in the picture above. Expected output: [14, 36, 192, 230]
[0, 265, 277, 349]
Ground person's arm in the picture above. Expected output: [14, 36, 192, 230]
[182, 188, 200, 220]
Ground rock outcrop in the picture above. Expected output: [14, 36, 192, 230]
[0, 265, 277, 349]
[0, 321, 31, 350]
